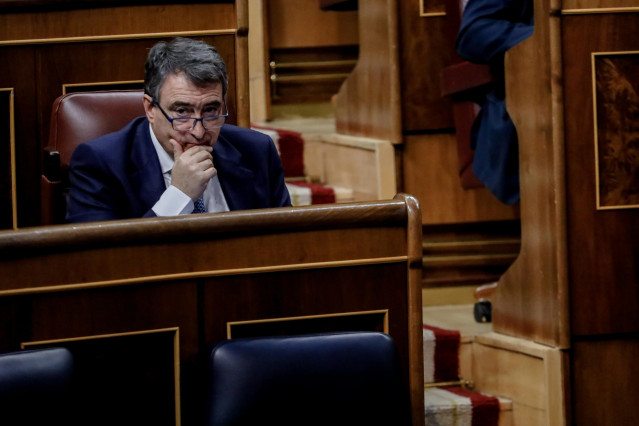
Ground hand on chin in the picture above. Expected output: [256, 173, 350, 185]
[182, 139, 211, 151]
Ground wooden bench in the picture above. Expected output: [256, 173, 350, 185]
[0, 194, 424, 425]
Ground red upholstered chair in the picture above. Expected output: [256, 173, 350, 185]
[41, 90, 145, 225]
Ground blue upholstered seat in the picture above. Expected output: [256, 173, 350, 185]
[207, 332, 411, 425]
[0, 347, 74, 424]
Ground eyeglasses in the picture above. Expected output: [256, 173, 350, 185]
[152, 97, 228, 131]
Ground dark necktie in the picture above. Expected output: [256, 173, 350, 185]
[192, 197, 206, 214]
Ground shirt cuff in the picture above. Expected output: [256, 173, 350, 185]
[152, 185, 194, 216]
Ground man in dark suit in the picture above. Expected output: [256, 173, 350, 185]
[67, 37, 291, 223]
[455, 0, 533, 205]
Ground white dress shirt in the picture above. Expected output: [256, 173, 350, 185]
[149, 124, 229, 216]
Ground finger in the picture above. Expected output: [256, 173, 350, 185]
[189, 148, 215, 164]
[169, 139, 183, 159]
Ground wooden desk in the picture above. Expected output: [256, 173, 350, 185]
[0, 194, 423, 425]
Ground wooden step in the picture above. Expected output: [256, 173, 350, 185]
[423, 305, 567, 425]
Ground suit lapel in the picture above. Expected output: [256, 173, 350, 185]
[214, 133, 255, 211]
[129, 120, 165, 214]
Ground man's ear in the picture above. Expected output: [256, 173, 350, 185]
[143, 94, 155, 124]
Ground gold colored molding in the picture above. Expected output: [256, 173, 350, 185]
[0, 88, 17, 230]
[62, 80, 144, 95]
[226, 309, 390, 339]
[419, 0, 446, 17]
[0, 256, 408, 297]
[22, 327, 181, 426]
[562, 7, 639, 15]
[0, 29, 237, 47]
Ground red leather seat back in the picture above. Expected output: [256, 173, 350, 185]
[48, 90, 145, 170]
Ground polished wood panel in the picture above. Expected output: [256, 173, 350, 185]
[572, 338, 639, 425]
[562, 0, 639, 10]
[403, 133, 520, 225]
[398, 0, 454, 131]
[334, 0, 402, 142]
[562, 12, 639, 337]
[267, 0, 358, 49]
[0, 195, 425, 426]
[496, 0, 570, 348]
[0, 45, 37, 228]
[0, 3, 236, 41]
[497, 2, 639, 424]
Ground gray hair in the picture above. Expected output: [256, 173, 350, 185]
[144, 37, 228, 101]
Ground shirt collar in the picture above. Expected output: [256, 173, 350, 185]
[149, 123, 174, 175]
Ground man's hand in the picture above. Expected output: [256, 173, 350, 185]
[169, 139, 217, 200]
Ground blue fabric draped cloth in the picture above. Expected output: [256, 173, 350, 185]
[455, 0, 534, 205]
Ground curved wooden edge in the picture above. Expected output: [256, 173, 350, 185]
[0, 197, 411, 257]
[395, 193, 425, 426]
[335, 0, 402, 142]
[498, 0, 570, 348]
[474, 282, 498, 300]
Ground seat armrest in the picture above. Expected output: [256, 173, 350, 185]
[43, 146, 61, 183]
[440, 61, 494, 97]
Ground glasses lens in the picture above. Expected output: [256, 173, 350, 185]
[203, 116, 225, 129]
[172, 118, 193, 131]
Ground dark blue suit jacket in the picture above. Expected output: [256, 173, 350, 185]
[455, 0, 533, 205]
[67, 117, 291, 223]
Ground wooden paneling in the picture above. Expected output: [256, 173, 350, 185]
[471, 333, 568, 426]
[0, 3, 237, 41]
[398, 0, 454, 132]
[562, 12, 639, 337]
[312, 133, 397, 201]
[403, 133, 520, 225]
[562, 0, 639, 10]
[496, 0, 570, 348]
[335, 0, 401, 142]
[267, 0, 358, 49]
[0, 196, 425, 426]
[572, 338, 639, 425]
[0, 46, 37, 228]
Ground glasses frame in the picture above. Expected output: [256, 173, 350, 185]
[152, 97, 228, 131]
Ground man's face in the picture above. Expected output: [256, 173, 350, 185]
[144, 72, 225, 156]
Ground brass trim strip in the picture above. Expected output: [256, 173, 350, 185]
[420, 12, 446, 17]
[1, 88, 17, 230]
[174, 328, 181, 426]
[226, 309, 390, 339]
[269, 60, 357, 69]
[21, 326, 179, 347]
[424, 379, 473, 389]
[22, 327, 181, 425]
[592, 52, 602, 209]
[422, 238, 522, 249]
[0, 29, 237, 47]
[270, 73, 351, 83]
[0, 256, 408, 297]
[62, 80, 144, 95]
[419, 0, 446, 17]
[562, 7, 639, 15]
